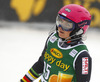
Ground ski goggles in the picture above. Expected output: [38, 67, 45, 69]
[56, 14, 75, 31]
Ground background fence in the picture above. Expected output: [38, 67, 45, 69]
[0, 0, 100, 28]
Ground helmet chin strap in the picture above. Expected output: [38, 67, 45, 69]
[76, 28, 84, 35]
[60, 27, 84, 46]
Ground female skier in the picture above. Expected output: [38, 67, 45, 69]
[20, 4, 92, 82]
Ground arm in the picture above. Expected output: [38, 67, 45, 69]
[20, 40, 48, 82]
[20, 32, 53, 82]
[20, 56, 44, 82]
[75, 51, 92, 82]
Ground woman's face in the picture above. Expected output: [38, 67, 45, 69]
[58, 27, 72, 39]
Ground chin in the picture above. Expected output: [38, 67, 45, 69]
[58, 34, 65, 39]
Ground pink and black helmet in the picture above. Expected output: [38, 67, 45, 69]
[57, 4, 91, 35]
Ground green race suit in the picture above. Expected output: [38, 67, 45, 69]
[41, 32, 88, 82]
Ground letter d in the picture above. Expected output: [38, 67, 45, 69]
[56, 60, 61, 67]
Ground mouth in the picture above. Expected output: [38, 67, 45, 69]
[59, 31, 64, 34]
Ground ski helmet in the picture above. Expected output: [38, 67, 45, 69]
[56, 4, 91, 36]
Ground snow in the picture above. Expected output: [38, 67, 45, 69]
[0, 27, 100, 82]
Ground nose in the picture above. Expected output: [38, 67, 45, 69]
[58, 27, 64, 31]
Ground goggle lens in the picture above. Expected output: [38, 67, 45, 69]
[56, 15, 75, 31]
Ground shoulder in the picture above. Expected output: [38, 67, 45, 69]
[48, 31, 58, 39]
[75, 51, 91, 62]
[46, 31, 58, 43]
[73, 50, 92, 69]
